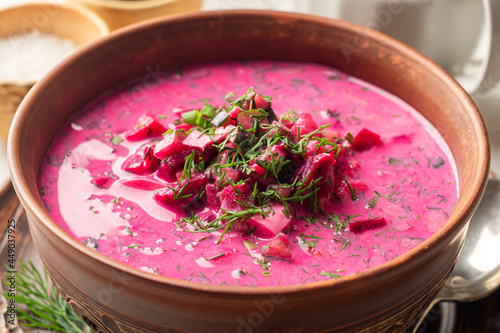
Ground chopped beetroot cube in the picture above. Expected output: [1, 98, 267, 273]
[332, 176, 368, 202]
[211, 125, 237, 144]
[237, 110, 269, 131]
[204, 166, 242, 210]
[210, 167, 241, 185]
[266, 184, 292, 199]
[175, 123, 193, 132]
[280, 117, 295, 128]
[351, 128, 382, 152]
[124, 115, 167, 141]
[290, 113, 319, 140]
[305, 140, 322, 156]
[154, 187, 197, 212]
[245, 204, 291, 239]
[182, 172, 209, 192]
[183, 130, 213, 151]
[263, 233, 293, 260]
[239, 91, 255, 110]
[154, 173, 208, 212]
[201, 147, 217, 165]
[265, 144, 287, 160]
[250, 162, 267, 177]
[157, 159, 181, 183]
[181, 130, 216, 165]
[153, 130, 188, 160]
[227, 168, 243, 184]
[254, 93, 271, 110]
[91, 174, 117, 189]
[229, 106, 243, 125]
[205, 183, 221, 210]
[120, 178, 165, 191]
[333, 177, 349, 201]
[349, 217, 387, 234]
[305, 140, 341, 158]
[216, 142, 237, 165]
[248, 171, 274, 189]
[332, 153, 351, 177]
[317, 168, 335, 204]
[218, 182, 253, 212]
[249, 144, 288, 179]
[174, 170, 185, 182]
[157, 150, 200, 182]
[294, 153, 335, 185]
[122, 143, 160, 175]
[263, 121, 290, 138]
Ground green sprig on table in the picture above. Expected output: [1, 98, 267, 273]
[3, 260, 90, 333]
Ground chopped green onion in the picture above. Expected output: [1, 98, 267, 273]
[212, 110, 230, 127]
[181, 110, 198, 125]
[110, 135, 123, 145]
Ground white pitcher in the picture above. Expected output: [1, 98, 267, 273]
[300, 0, 500, 134]
[318, 0, 500, 95]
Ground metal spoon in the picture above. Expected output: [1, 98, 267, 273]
[411, 176, 500, 333]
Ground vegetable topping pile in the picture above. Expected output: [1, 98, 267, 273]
[115, 88, 386, 261]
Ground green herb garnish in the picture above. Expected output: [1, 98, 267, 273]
[109, 135, 123, 145]
[3, 261, 90, 332]
[319, 271, 342, 278]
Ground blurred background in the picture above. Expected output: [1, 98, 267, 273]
[0, 1, 499, 332]
[1, 0, 499, 177]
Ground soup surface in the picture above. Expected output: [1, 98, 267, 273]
[38, 61, 457, 287]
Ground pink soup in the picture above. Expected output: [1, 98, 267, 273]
[38, 61, 457, 287]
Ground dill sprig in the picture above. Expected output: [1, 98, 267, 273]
[3, 260, 90, 332]
[175, 212, 224, 234]
[214, 204, 272, 243]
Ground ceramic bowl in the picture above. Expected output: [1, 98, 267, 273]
[8, 11, 490, 332]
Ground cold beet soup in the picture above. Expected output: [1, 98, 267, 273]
[38, 61, 458, 287]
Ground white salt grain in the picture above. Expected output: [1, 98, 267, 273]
[0, 29, 77, 85]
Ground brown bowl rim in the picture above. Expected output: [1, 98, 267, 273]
[8, 10, 490, 295]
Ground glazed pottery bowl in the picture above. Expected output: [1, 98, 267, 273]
[8, 11, 490, 332]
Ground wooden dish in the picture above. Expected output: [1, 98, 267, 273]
[0, 3, 109, 199]
[8, 11, 490, 332]
[0, 2, 110, 85]
[67, 0, 203, 31]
